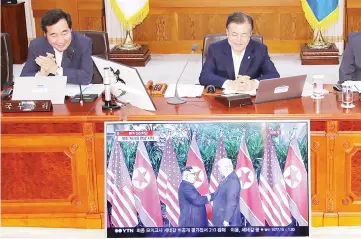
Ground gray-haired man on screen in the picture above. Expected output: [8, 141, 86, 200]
[209, 158, 241, 227]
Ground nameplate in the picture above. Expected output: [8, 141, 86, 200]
[1, 100, 53, 112]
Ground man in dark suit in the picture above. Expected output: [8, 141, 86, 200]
[21, 9, 93, 85]
[199, 12, 280, 91]
[209, 158, 241, 227]
[178, 166, 210, 227]
[339, 32, 361, 84]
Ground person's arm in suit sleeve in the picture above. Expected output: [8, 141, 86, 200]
[257, 46, 280, 80]
[63, 40, 93, 85]
[20, 41, 40, 76]
[199, 45, 228, 88]
[339, 34, 356, 84]
[183, 185, 209, 205]
[224, 178, 240, 223]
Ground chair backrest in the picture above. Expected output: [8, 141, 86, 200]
[1, 32, 13, 89]
[78, 30, 110, 84]
[202, 33, 264, 65]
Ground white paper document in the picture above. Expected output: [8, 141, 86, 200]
[66, 84, 104, 96]
[164, 84, 204, 98]
[345, 81, 361, 93]
[222, 89, 257, 96]
[301, 82, 329, 97]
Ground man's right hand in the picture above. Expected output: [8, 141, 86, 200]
[225, 75, 252, 91]
[39, 67, 48, 76]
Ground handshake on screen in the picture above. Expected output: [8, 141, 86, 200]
[225, 75, 259, 92]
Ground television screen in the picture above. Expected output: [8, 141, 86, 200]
[105, 120, 310, 238]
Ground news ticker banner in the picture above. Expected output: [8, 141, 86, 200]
[105, 120, 311, 238]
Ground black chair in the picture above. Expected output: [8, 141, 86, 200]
[78, 31, 110, 84]
[201, 33, 263, 65]
[1, 32, 14, 89]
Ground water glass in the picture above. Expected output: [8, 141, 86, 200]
[312, 75, 324, 99]
[341, 83, 355, 109]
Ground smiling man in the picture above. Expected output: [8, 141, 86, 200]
[21, 9, 93, 85]
[199, 12, 280, 91]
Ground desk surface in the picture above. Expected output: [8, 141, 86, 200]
[2, 85, 361, 228]
[1, 86, 361, 123]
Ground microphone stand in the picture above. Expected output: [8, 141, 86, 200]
[79, 84, 84, 105]
[167, 50, 196, 105]
[102, 67, 121, 111]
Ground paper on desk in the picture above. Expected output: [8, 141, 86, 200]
[222, 89, 257, 96]
[66, 84, 104, 96]
[344, 81, 361, 93]
[164, 84, 204, 98]
[301, 82, 329, 97]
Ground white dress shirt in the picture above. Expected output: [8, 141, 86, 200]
[222, 49, 245, 89]
[53, 48, 64, 76]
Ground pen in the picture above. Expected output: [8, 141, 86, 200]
[354, 85, 360, 92]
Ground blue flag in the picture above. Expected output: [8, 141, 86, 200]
[300, 0, 339, 29]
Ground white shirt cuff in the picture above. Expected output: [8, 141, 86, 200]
[222, 80, 230, 89]
[56, 67, 63, 76]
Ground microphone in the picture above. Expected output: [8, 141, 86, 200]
[167, 43, 199, 105]
[102, 67, 121, 110]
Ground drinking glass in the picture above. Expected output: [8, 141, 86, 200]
[341, 82, 355, 109]
[311, 75, 324, 99]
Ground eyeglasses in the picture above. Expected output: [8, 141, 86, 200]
[229, 32, 252, 40]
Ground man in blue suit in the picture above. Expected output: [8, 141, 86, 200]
[199, 12, 280, 91]
[339, 32, 361, 84]
[178, 166, 210, 227]
[209, 158, 241, 227]
[21, 9, 93, 85]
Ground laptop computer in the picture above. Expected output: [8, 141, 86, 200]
[12, 76, 67, 104]
[254, 74, 307, 104]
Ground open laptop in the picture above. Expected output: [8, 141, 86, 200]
[254, 74, 307, 104]
[12, 76, 67, 104]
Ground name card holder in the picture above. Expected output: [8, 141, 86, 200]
[1, 100, 53, 112]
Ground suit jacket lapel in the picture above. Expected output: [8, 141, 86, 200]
[44, 39, 55, 57]
[223, 41, 236, 80]
[61, 35, 76, 68]
[239, 41, 255, 75]
[61, 52, 71, 68]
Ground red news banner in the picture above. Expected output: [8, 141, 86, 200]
[116, 131, 159, 141]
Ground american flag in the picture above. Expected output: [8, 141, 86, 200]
[106, 137, 138, 227]
[284, 134, 308, 226]
[259, 130, 292, 226]
[236, 135, 265, 226]
[132, 141, 163, 227]
[209, 135, 227, 193]
[157, 138, 182, 227]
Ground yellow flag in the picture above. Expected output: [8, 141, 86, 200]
[110, 0, 149, 30]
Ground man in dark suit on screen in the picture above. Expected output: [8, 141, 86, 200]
[21, 9, 93, 85]
[199, 12, 280, 92]
[209, 158, 241, 227]
[178, 166, 210, 227]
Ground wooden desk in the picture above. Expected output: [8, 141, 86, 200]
[1, 90, 361, 228]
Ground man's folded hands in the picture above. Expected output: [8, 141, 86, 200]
[225, 75, 259, 92]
